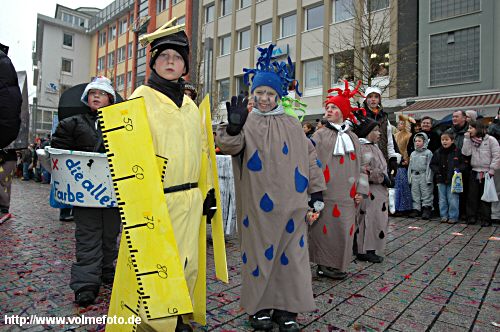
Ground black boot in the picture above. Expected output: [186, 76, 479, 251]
[316, 265, 348, 280]
[421, 206, 432, 220]
[272, 310, 300, 332]
[357, 250, 384, 263]
[481, 219, 492, 227]
[75, 286, 98, 307]
[249, 309, 273, 331]
[175, 316, 193, 332]
[466, 217, 476, 225]
[408, 209, 421, 218]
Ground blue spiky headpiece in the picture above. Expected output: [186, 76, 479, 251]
[243, 44, 301, 98]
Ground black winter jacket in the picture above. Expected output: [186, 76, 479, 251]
[430, 143, 466, 185]
[0, 50, 22, 148]
[51, 112, 105, 153]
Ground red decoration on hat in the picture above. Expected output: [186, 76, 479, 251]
[324, 80, 366, 124]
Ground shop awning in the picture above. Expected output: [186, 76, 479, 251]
[398, 91, 500, 120]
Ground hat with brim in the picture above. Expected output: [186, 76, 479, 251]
[149, 30, 189, 75]
[81, 76, 116, 106]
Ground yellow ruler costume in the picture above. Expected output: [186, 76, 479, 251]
[98, 93, 227, 331]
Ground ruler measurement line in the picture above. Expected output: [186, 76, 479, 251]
[114, 174, 136, 182]
[123, 223, 149, 230]
[102, 125, 125, 133]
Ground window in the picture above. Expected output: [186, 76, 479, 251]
[129, 13, 134, 27]
[239, 29, 250, 50]
[137, 47, 146, 58]
[117, 46, 126, 63]
[366, 0, 389, 12]
[430, 0, 480, 21]
[63, 33, 73, 48]
[173, 0, 181, 4]
[332, 50, 354, 83]
[128, 42, 133, 59]
[334, 0, 354, 22]
[116, 74, 125, 90]
[220, 35, 231, 55]
[99, 31, 107, 46]
[127, 71, 133, 84]
[119, 18, 128, 35]
[157, 0, 167, 12]
[61, 58, 72, 74]
[303, 58, 323, 89]
[281, 13, 296, 38]
[177, 16, 185, 25]
[430, 26, 480, 86]
[305, 4, 324, 30]
[221, 0, 232, 16]
[62, 12, 85, 27]
[109, 26, 116, 41]
[219, 79, 230, 102]
[108, 51, 115, 67]
[237, 76, 249, 94]
[240, 0, 251, 9]
[97, 56, 105, 71]
[259, 21, 272, 44]
[367, 43, 389, 79]
[205, 4, 215, 23]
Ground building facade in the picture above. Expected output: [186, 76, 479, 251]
[198, 0, 418, 122]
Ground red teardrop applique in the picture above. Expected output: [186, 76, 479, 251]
[350, 152, 356, 160]
[350, 183, 357, 198]
[332, 204, 341, 218]
[323, 165, 331, 183]
[340, 156, 345, 165]
[350, 224, 354, 236]
[322, 224, 327, 234]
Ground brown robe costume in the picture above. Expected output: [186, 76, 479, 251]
[357, 142, 389, 254]
[308, 126, 369, 273]
[216, 111, 326, 315]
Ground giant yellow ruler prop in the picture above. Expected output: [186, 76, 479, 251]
[97, 96, 228, 331]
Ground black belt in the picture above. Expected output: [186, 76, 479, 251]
[163, 182, 198, 194]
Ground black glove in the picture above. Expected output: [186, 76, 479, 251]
[308, 191, 324, 212]
[382, 174, 394, 188]
[226, 95, 249, 136]
[388, 157, 398, 178]
[203, 188, 217, 223]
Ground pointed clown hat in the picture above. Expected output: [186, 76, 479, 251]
[243, 44, 300, 98]
[324, 80, 365, 124]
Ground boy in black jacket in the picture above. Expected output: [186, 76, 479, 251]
[430, 129, 466, 224]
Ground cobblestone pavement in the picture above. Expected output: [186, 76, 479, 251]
[1, 179, 499, 331]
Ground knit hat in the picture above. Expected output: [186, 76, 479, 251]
[243, 44, 298, 98]
[324, 80, 365, 124]
[364, 86, 382, 101]
[465, 110, 477, 121]
[81, 76, 116, 106]
[149, 30, 190, 76]
[182, 80, 197, 100]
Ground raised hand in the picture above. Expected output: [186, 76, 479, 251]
[226, 95, 249, 136]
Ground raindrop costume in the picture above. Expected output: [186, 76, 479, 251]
[308, 81, 369, 274]
[216, 45, 326, 318]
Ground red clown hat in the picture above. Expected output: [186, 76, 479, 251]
[324, 80, 366, 124]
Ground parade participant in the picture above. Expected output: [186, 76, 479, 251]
[393, 115, 413, 215]
[408, 132, 434, 219]
[216, 44, 326, 332]
[308, 80, 368, 279]
[182, 80, 197, 101]
[51, 76, 121, 307]
[362, 86, 401, 178]
[129, 22, 218, 332]
[353, 115, 390, 263]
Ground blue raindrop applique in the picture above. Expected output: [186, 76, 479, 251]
[280, 252, 289, 265]
[252, 266, 260, 277]
[299, 235, 305, 248]
[242, 252, 247, 264]
[243, 216, 249, 228]
[282, 142, 289, 155]
[265, 245, 274, 260]
[247, 150, 262, 171]
[260, 193, 274, 212]
[286, 219, 295, 233]
[316, 159, 322, 168]
[295, 167, 309, 193]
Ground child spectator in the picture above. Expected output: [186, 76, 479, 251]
[408, 132, 434, 219]
[462, 121, 500, 226]
[430, 129, 466, 224]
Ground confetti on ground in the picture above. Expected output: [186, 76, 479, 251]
[408, 226, 421, 229]
[488, 236, 500, 241]
[451, 232, 464, 236]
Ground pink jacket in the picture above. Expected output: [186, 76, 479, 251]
[462, 134, 500, 174]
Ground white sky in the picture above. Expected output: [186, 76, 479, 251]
[0, 0, 113, 100]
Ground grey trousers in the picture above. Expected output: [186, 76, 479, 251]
[491, 174, 500, 220]
[0, 160, 16, 211]
[70, 207, 121, 293]
[411, 173, 433, 210]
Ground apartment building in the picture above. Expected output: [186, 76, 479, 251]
[199, 0, 418, 122]
[399, 0, 500, 120]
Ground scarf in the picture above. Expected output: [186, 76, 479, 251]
[251, 105, 285, 116]
[359, 138, 373, 145]
[146, 70, 185, 107]
[470, 136, 483, 148]
[331, 123, 354, 156]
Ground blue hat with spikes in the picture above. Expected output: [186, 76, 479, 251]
[243, 44, 301, 98]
